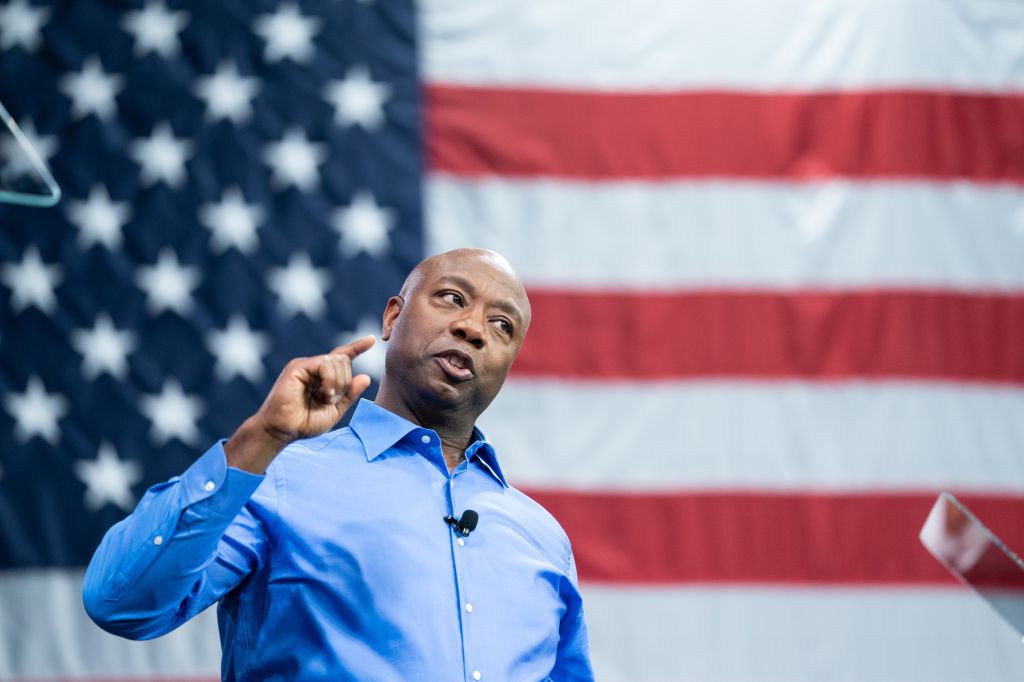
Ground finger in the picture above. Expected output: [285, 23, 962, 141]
[329, 335, 376, 360]
[317, 353, 339, 403]
[324, 353, 350, 404]
[289, 355, 328, 388]
[341, 373, 372, 407]
[337, 353, 352, 397]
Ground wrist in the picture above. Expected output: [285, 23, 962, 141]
[224, 416, 290, 474]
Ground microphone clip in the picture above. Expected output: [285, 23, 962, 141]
[443, 510, 479, 537]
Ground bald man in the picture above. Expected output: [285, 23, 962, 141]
[84, 250, 595, 681]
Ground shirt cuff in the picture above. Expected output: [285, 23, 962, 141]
[179, 440, 266, 511]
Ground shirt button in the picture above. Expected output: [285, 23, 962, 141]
[457, 538, 465, 547]
[203, 480, 215, 492]
[420, 434, 431, 444]
[153, 535, 163, 546]
[465, 603, 473, 613]
[472, 672, 481, 681]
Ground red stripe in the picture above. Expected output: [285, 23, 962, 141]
[524, 489, 1024, 585]
[426, 86, 1024, 182]
[515, 289, 1024, 383]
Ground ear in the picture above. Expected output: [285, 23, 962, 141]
[381, 295, 404, 341]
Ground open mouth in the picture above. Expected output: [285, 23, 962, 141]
[434, 350, 475, 381]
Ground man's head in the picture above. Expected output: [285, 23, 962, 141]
[375, 249, 531, 427]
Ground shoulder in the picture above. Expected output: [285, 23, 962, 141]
[267, 426, 365, 475]
[504, 486, 566, 532]
[258, 427, 369, 510]
[498, 484, 574, 560]
[280, 426, 360, 456]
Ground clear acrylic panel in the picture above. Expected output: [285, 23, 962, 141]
[920, 492, 1024, 641]
[0, 100, 60, 207]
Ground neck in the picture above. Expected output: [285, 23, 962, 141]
[375, 380, 478, 473]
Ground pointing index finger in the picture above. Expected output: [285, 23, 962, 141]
[330, 334, 376, 360]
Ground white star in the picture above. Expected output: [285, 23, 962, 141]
[130, 122, 192, 189]
[0, 0, 49, 52]
[66, 184, 131, 251]
[4, 376, 66, 444]
[262, 128, 326, 192]
[140, 379, 204, 446]
[59, 56, 124, 121]
[267, 252, 330, 318]
[15, 119, 57, 162]
[0, 118, 57, 177]
[122, 0, 188, 58]
[338, 318, 386, 378]
[74, 442, 143, 512]
[135, 248, 200, 316]
[333, 190, 395, 257]
[199, 187, 263, 254]
[71, 313, 136, 380]
[194, 60, 259, 124]
[207, 315, 270, 383]
[323, 65, 391, 130]
[253, 3, 321, 63]
[0, 246, 62, 313]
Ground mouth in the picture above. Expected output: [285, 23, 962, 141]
[433, 349, 476, 382]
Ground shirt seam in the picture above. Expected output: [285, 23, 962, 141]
[294, 427, 353, 453]
[268, 459, 282, 567]
[239, 463, 280, 676]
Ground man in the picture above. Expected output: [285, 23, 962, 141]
[83, 248, 594, 681]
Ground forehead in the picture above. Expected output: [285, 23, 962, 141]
[419, 256, 529, 319]
[419, 252, 515, 290]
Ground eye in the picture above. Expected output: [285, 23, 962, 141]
[491, 318, 513, 335]
[439, 290, 465, 306]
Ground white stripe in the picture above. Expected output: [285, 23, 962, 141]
[484, 381, 1024, 491]
[0, 569, 219, 679]
[426, 177, 1024, 290]
[582, 584, 1024, 682]
[421, 0, 1024, 90]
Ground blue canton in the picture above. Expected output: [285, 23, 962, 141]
[0, 0, 421, 568]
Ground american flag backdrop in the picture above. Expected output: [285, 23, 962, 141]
[1, 0, 1024, 680]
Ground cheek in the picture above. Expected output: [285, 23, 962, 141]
[483, 353, 517, 383]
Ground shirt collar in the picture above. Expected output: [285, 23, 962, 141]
[349, 399, 509, 488]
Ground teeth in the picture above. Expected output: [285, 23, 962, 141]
[448, 354, 465, 369]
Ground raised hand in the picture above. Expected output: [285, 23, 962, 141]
[225, 335, 377, 473]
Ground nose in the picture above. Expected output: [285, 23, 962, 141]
[450, 312, 485, 349]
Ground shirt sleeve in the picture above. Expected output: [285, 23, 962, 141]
[550, 548, 596, 682]
[82, 440, 271, 640]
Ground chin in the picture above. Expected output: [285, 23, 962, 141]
[418, 378, 469, 410]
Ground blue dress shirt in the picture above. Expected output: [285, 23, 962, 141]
[83, 400, 594, 681]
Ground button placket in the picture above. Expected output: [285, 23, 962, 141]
[446, 476, 481, 682]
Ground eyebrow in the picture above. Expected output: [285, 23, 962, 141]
[436, 274, 525, 326]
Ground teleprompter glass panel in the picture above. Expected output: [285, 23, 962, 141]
[920, 492, 1024, 641]
[0, 100, 60, 207]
